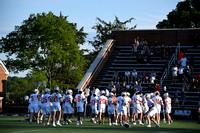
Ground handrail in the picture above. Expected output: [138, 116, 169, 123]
[76, 39, 114, 90]
[160, 43, 180, 89]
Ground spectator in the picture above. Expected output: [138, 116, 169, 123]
[138, 83, 142, 93]
[139, 70, 145, 83]
[178, 66, 184, 82]
[107, 81, 116, 92]
[84, 85, 91, 98]
[155, 45, 161, 56]
[125, 70, 131, 83]
[190, 78, 197, 92]
[133, 81, 138, 92]
[125, 83, 131, 92]
[173, 90, 179, 108]
[119, 70, 125, 82]
[172, 65, 178, 83]
[91, 87, 96, 95]
[155, 83, 160, 92]
[113, 71, 119, 83]
[150, 70, 156, 84]
[131, 69, 137, 83]
[180, 91, 186, 106]
[180, 55, 187, 69]
[122, 81, 126, 90]
[147, 84, 153, 92]
[115, 81, 121, 95]
[182, 76, 189, 92]
[185, 65, 191, 81]
[145, 70, 150, 83]
[197, 73, 200, 87]
[178, 51, 184, 64]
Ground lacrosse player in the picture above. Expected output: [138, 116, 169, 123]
[51, 87, 63, 127]
[38, 90, 44, 123]
[90, 92, 98, 123]
[98, 90, 108, 124]
[107, 92, 115, 126]
[164, 93, 172, 124]
[29, 89, 39, 124]
[63, 89, 74, 125]
[42, 88, 51, 126]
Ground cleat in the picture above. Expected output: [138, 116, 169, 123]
[170, 120, 173, 123]
[139, 121, 144, 125]
[63, 121, 66, 125]
[80, 121, 83, 125]
[99, 120, 102, 125]
[146, 124, 151, 127]
[132, 122, 136, 125]
[76, 121, 79, 125]
[52, 123, 56, 127]
[46, 123, 50, 126]
[109, 123, 112, 126]
[57, 123, 62, 126]
[42, 123, 45, 126]
[37, 120, 39, 124]
[155, 124, 160, 128]
[68, 119, 72, 123]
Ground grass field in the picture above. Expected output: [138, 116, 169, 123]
[0, 116, 200, 133]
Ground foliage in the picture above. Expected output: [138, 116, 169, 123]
[0, 12, 87, 89]
[156, 0, 200, 28]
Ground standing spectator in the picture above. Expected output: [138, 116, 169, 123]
[125, 83, 131, 92]
[118, 70, 125, 82]
[113, 71, 119, 83]
[115, 81, 121, 95]
[180, 91, 186, 106]
[138, 83, 142, 93]
[190, 78, 197, 92]
[155, 83, 160, 92]
[108, 81, 116, 92]
[180, 55, 187, 69]
[84, 85, 91, 99]
[131, 69, 137, 83]
[173, 90, 179, 107]
[150, 70, 156, 84]
[172, 65, 178, 83]
[178, 51, 184, 64]
[125, 70, 131, 83]
[178, 66, 184, 82]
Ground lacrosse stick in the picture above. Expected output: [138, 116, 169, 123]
[43, 81, 46, 88]
[37, 81, 42, 89]
[84, 100, 87, 117]
[162, 106, 166, 123]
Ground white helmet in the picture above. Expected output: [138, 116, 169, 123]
[164, 93, 169, 97]
[67, 89, 73, 94]
[154, 91, 160, 96]
[24, 95, 29, 101]
[101, 90, 105, 94]
[54, 87, 59, 91]
[109, 92, 114, 97]
[127, 92, 130, 97]
[146, 94, 151, 99]
[33, 89, 39, 93]
[45, 88, 50, 93]
[121, 92, 126, 96]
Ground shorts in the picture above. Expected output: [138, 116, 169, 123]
[118, 109, 127, 115]
[99, 107, 106, 113]
[91, 108, 98, 114]
[166, 106, 171, 113]
[148, 109, 156, 117]
[134, 105, 142, 113]
[52, 105, 61, 112]
[77, 106, 84, 113]
[64, 105, 74, 114]
[43, 106, 51, 115]
[143, 106, 149, 114]
[108, 108, 115, 115]
[38, 104, 43, 113]
[29, 104, 39, 113]
[155, 106, 161, 114]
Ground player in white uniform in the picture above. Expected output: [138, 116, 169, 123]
[63, 89, 74, 125]
[38, 90, 44, 123]
[51, 87, 63, 127]
[75, 90, 86, 125]
[98, 90, 107, 124]
[146, 94, 159, 128]
[42, 88, 51, 126]
[90, 92, 98, 123]
[115, 94, 122, 125]
[152, 91, 163, 125]
[142, 94, 149, 124]
[29, 89, 39, 124]
[118, 92, 128, 126]
[107, 93, 115, 126]
[164, 93, 172, 124]
[125, 92, 131, 122]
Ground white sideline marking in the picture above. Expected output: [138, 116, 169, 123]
[12, 130, 39, 133]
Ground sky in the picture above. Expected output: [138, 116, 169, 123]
[0, 0, 183, 77]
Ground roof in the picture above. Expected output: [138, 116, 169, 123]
[0, 60, 10, 76]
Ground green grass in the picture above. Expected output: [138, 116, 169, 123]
[0, 116, 200, 133]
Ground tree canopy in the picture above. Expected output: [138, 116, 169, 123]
[0, 12, 87, 89]
[156, 0, 200, 28]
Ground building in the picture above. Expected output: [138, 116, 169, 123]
[0, 60, 9, 113]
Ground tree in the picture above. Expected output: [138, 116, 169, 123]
[156, 0, 200, 28]
[0, 12, 87, 89]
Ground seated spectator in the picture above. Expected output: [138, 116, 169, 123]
[150, 70, 156, 84]
[180, 55, 187, 69]
[107, 81, 116, 92]
[173, 90, 179, 107]
[155, 83, 160, 92]
[155, 45, 161, 56]
[180, 91, 186, 106]
[112, 71, 119, 83]
[131, 69, 137, 83]
[139, 70, 145, 83]
[125, 83, 131, 92]
[119, 70, 125, 82]
[190, 78, 197, 92]
[125, 70, 131, 83]
[172, 65, 178, 83]
[178, 66, 184, 82]
[145, 70, 150, 83]
[138, 83, 142, 93]
[178, 51, 184, 64]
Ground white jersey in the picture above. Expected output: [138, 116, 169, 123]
[64, 94, 73, 106]
[85, 88, 90, 97]
[107, 97, 115, 110]
[105, 89, 109, 97]
[42, 94, 52, 107]
[116, 96, 122, 110]
[38, 94, 44, 105]
[90, 96, 98, 110]
[98, 95, 107, 109]
[165, 97, 171, 108]
[152, 96, 163, 107]
[30, 94, 39, 105]
[51, 93, 62, 106]
[75, 94, 86, 107]
[118, 97, 128, 110]
[147, 99, 155, 110]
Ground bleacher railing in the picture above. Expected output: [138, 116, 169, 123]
[76, 39, 114, 91]
[160, 43, 180, 89]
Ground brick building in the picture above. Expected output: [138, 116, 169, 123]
[0, 60, 9, 112]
